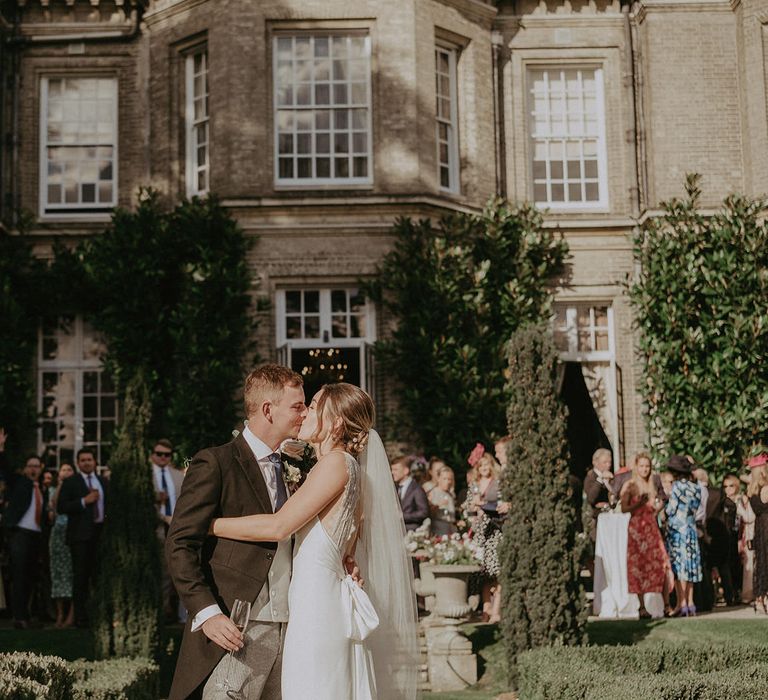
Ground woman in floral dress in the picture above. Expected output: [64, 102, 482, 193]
[664, 455, 702, 616]
[620, 452, 669, 618]
[49, 463, 75, 627]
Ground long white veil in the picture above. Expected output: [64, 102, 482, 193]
[358, 429, 419, 700]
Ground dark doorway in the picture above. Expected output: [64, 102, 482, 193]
[290, 346, 361, 402]
[560, 361, 612, 481]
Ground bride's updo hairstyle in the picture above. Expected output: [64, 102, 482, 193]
[312, 382, 375, 457]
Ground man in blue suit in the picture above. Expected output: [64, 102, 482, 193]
[391, 456, 429, 532]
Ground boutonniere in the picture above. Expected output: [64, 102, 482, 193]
[280, 439, 317, 493]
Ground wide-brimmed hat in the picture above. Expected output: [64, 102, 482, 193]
[666, 454, 693, 475]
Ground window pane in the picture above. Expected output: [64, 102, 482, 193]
[304, 316, 320, 338]
[528, 67, 604, 206]
[331, 290, 347, 312]
[44, 78, 116, 209]
[286, 317, 301, 339]
[186, 49, 209, 195]
[274, 34, 370, 183]
[304, 291, 319, 313]
[332, 315, 348, 338]
[286, 291, 301, 313]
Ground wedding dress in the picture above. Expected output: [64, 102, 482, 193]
[281, 451, 378, 699]
[281, 432, 418, 700]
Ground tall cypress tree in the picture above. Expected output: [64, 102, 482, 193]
[93, 372, 162, 659]
[499, 324, 585, 683]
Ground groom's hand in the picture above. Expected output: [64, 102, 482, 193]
[201, 614, 244, 652]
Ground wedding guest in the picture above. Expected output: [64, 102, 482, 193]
[57, 448, 108, 628]
[422, 457, 447, 497]
[665, 455, 703, 616]
[660, 471, 674, 497]
[583, 448, 614, 541]
[49, 463, 74, 627]
[3, 455, 46, 628]
[739, 454, 767, 604]
[471, 450, 501, 519]
[428, 466, 457, 537]
[620, 452, 668, 618]
[494, 436, 510, 470]
[747, 462, 768, 614]
[706, 473, 741, 606]
[150, 439, 185, 622]
[391, 455, 429, 532]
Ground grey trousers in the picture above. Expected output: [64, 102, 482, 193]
[202, 621, 284, 700]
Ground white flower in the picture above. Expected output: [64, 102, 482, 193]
[283, 463, 302, 485]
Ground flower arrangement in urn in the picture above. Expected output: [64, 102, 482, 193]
[424, 532, 483, 566]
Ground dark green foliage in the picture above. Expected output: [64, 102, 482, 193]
[518, 642, 768, 699]
[0, 652, 72, 699]
[365, 199, 567, 469]
[499, 324, 585, 683]
[92, 373, 161, 660]
[0, 226, 47, 461]
[76, 191, 255, 458]
[628, 174, 768, 478]
[0, 653, 159, 700]
[71, 658, 159, 700]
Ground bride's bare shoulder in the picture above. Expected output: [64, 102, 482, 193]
[312, 450, 348, 476]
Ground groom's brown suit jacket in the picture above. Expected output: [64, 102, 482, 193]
[166, 432, 276, 700]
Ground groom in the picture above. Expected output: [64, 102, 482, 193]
[166, 364, 307, 700]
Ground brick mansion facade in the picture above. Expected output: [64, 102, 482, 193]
[0, 0, 765, 472]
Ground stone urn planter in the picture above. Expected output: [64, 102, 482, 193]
[414, 561, 437, 612]
[432, 564, 480, 619]
[425, 564, 481, 691]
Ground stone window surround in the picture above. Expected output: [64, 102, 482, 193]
[507, 46, 623, 216]
[38, 73, 118, 220]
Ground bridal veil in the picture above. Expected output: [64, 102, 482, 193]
[358, 429, 419, 700]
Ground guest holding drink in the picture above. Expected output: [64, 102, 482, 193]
[422, 457, 447, 497]
[620, 452, 669, 618]
[428, 466, 457, 537]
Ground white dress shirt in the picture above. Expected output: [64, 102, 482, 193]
[398, 476, 413, 500]
[17, 481, 42, 533]
[80, 472, 105, 523]
[152, 463, 178, 515]
[192, 425, 283, 632]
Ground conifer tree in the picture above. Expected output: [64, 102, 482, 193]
[93, 372, 162, 659]
[499, 324, 585, 683]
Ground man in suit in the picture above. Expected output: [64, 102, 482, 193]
[391, 455, 429, 531]
[57, 447, 108, 628]
[3, 454, 46, 628]
[166, 365, 307, 700]
[150, 438, 185, 622]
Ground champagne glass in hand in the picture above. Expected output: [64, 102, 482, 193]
[221, 599, 251, 700]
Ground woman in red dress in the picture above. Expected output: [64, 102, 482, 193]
[620, 452, 669, 618]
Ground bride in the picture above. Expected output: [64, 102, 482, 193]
[211, 383, 418, 700]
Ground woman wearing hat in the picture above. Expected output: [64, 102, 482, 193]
[746, 454, 768, 613]
[664, 455, 703, 616]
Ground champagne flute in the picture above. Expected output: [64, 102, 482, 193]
[221, 598, 251, 700]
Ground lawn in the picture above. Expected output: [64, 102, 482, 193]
[2, 617, 766, 699]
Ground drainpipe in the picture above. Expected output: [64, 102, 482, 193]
[491, 30, 507, 199]
[626, 3, 648, 214]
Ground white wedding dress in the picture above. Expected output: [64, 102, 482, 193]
[281, 452, 379, 700]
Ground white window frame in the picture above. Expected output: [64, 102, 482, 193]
[39, 76, 118, 219]
[275, 288, 377, 392]
[435, 44, 460, 193]
[272, 32, 373, 187]
[185, 47, 210, 197]
[527, 65, 609, 211]
[37, 317, 117, 469]
[553, 302, 620, 467]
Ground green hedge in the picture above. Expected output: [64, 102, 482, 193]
[0, 653, 158, 700]
[518, 643, 768, 699]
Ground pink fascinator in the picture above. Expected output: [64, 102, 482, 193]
[467, 442, 486, 467]
[747, 453, 768, 469]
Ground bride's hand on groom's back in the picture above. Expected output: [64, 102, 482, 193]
[201, 613, 244, 652]
[344, 555, 364, 587]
